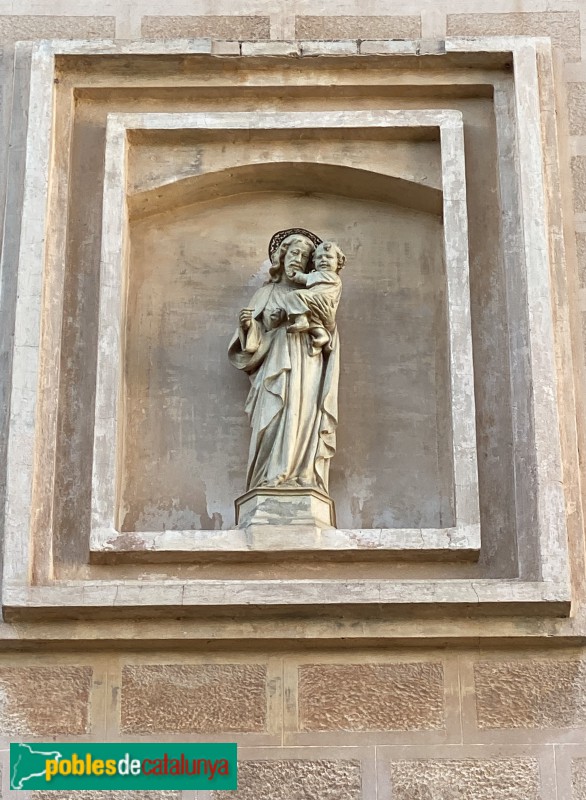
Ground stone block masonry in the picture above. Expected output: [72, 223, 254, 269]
[0, 650, 583, 798]
[1, 1, 586, 798]
[120, 664, 268, 734]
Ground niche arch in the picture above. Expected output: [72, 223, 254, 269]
[121, 160, 450, 532]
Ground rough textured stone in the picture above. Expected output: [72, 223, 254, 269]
[32, 794, 179, 800]
[0, 666, 92, 735]
[121, 664, 267, 733]
[299, 662, 444, 731]
[296, 15, 421, 40]
[568, 84, 586, 136]
[475, 660, 586, 728]
[577, 233, 586, 289]
[141, 16, 270, 40]
[447, 12, 581, 61]
[212, 760, 361, 800]
[573, 759, 586, 800]
[0, 15, 115, 41]
[390, 758, 540, 799]
[573, 158, 586, 213]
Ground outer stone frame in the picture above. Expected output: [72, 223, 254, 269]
[90, 108, 480, 562]
[0, 38, 572, 621]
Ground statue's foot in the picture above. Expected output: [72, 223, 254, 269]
[260, 475, 290, 488]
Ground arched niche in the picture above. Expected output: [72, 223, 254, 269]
[120, 162, 450, 532]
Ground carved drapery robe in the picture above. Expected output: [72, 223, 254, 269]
[228, 281, 339, 493]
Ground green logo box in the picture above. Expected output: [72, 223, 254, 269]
[10, 742, 237, 790]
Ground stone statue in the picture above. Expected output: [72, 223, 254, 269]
[228, 229, 345, 527]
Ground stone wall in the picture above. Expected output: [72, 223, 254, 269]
[1, 649, 586, 798]
[2, 1, 586, 799]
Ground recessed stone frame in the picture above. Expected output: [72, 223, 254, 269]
[1, 38, 571, 620]
[89, 108, 480, 563]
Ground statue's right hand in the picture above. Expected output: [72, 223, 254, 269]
[240, 308, 254, 331]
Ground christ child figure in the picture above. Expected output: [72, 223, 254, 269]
[280, 240, 345, 356]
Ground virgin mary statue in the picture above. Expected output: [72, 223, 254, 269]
[228, 229, 341, 496]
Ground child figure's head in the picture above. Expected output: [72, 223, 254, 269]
[314, 241, 346, 273]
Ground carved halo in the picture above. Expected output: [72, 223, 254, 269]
[268, 228, 323, 262]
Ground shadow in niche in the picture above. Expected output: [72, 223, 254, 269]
[120, 160, 452, 532]
[128, 160, 443, 221]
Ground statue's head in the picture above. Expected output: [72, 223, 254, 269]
[314, 241, 346, 273]
[269, 233, 317, 283]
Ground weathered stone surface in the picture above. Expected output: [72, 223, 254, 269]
[0, 15, 115, 40]
[141, 16, 269, 40]
[576, 233, 586, 289]
[0, 33, 573, 628]
[299, 662, 444, 731]
[0, 666, 92, 735]
[418, 39, 445, 55]
[121, 664, 267, 733]
[447, 12, 581, 61]
[241, 41, 299, 57]
[573, 759, 586, 800]
[299, 41, 358, 56]
[359, 40, 417, 55]
[212, 760, 361, 799]
[572, 157, 586, 213]
[390, 758, 540, 799]
[475, 660, 586, 728]
[32, 794, 179, 800]
[568, 84, 586, 136]
[211, 41, 241, 56]
[296, 15, 420, 40]
[235, 489, 335, 529]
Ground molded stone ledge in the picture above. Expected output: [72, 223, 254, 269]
[300, 40, 359, 56]
[211, 40, 241, 56]
[359, 40, 419, 55]
[89, 524, 481, 564]
[1, 579, 571, 622]
[241, 41, 299, 57]
[0, 609, 584, 645]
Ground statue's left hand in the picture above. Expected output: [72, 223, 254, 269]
[306, 295, 336, 331]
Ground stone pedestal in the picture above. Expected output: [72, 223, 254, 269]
[235, 487, 336, 529]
